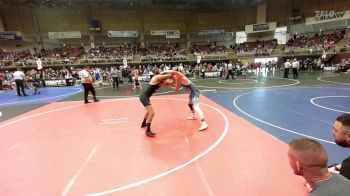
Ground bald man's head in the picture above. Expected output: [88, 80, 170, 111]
[288, 139, 328, 176]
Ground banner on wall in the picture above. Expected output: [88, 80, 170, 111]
[44, 79, 67, 87]
[48, 31, 81, 39]
[274, 26, 288, 45]
[205, 71, 220, 78]
[235, 31, 247, 44]
[253, 24, 270, 31]
[245, 22, 276, 33]
[151, 30, 166, 36]
[165, 30, 180, 39]
[198, 29, 225, 36]
[306, 10, 350, 25]
[0, 32, 22, 40]
[107, 31, 138, 38]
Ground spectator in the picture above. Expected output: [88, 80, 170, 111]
[331, 113, 350, 180]
[287, 138, 350, 195]
[0, 71, 3, 91]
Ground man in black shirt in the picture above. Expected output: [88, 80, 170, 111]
[331, 113, 350, 180]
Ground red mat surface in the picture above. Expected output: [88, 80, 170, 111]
[0, 94, 307, 196]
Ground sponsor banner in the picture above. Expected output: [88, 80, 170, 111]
[107, 31, 138, 38]
[48, 31, 81, 39]
[0, 32, 22, 40]
[245, 22, 276, 33]
[44, 79, 67, 87]
[306, 10, 350, 25]
[323, 66, 336, 71]
[253, 24, 269, 31]
[198, 29, 225, 36]
[151, 30, 166, 36]
[166, 30, 180, 39]
[48, 32, 59, 39]
[137, 75, 151, 82]
[205, 71, 220, 78]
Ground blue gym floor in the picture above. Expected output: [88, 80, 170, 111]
[205, 84, 350, 164]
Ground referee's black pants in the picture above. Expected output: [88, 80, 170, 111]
[82, 83, 97, 103]
[15, 79, 27, 96]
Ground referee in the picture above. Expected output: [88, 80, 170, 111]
[13, 68, 28, 96]
[81, 66, 99, 104]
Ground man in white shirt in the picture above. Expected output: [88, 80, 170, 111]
[284, 59, 291, 78]
[178, 63, 184, 73]
[81, 66, 99, 104]
[13, 68, 28, 96]
[292, 58, 300, 79]
[226, 61, 235, 80]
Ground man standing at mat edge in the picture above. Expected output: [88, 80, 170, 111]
[284, 59, 291, 78]
[81, 66, 99, 104]
[13, 68, 28, 96]
[292, 58, 300, 79]
[287, 138, 350, 196]
[330, 113, 350, 180]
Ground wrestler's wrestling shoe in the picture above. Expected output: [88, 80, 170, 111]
[146, 131, 156, 137]
[198, 121, 208, 131]
[187, 115, 196, 120]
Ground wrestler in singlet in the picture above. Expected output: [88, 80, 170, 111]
[166, 70, 208, 131]
[139, 73, 172, 137]
[139, 83, 160, 107]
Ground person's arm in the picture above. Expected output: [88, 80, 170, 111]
[340, 157, 350, 180]
[160, 70, 175, 75]
[173, 80, 181, 91]
[155, 73, 172, 82]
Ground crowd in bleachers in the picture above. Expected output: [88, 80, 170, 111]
[345, 42, 350, 48]
[190, 44, 227, 55]
[334, 57, 350, 73]
[140, 45, 186, 62]
[40, 47, 84, 59]
[235, 39, 277, 56]
[0, 50, 33, 66]
[340, 42, 350, 53]
[1, 29, 350, 69]
[84, 46, 135, 62]
[285, 30, 345, 53]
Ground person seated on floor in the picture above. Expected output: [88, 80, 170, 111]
[287, 138, 350, 196]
